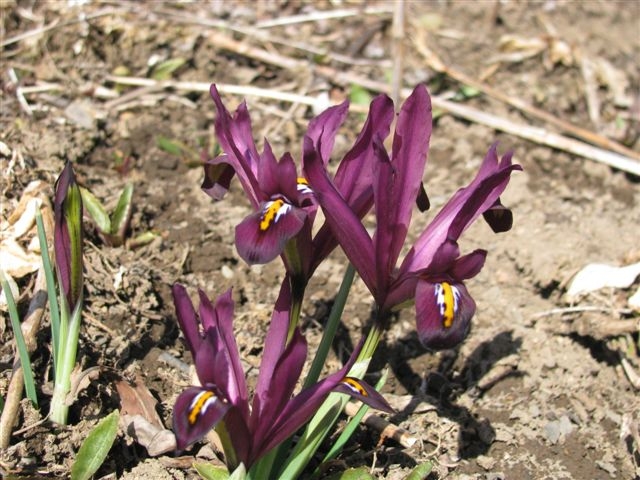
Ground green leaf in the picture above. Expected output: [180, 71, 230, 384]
[151, 57, 186, 80]
[71, 410, 119, 480]
[193, 463, 231, 480]
[0, 271, 38, 408]
[80, 187, 111, 234]
[403, 462, 433, 480]
[349, 85, 373, 106]
[36, 211, 60, 372]
[157, 135, 185, 156]
[110, 183, 133, 240]
[127, 230, 159, 249]
[321, 369, 389, 465]
[324, 467, 375, 480]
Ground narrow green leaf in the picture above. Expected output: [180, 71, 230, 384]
[324, 467, 375, 480]
[1, 271, 38, 408]
[80, 187, 111, 234]
[36, 211, 60, 371]
[156, 135, 184, 156]
[403, 462, 433, 480]
[71, 409, 119, 480]
[110, 183, 133, 239]
[193, 463, 230, 480]
[304, 264, 355, 388]
[151, 57, 186, 80]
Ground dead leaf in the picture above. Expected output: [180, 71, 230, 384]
[0, 238, 41, 278]
[566, 262, 640, 300]
[66, 366, 101, 406]
[115, 375, 164, 428]
[121, 414, 176, 456]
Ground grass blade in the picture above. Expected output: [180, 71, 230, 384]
[36, 211, 60, 371]
[71, 409, 119, 480]
[0, 271, 38, 408]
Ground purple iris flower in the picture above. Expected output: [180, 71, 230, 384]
[203, 85, 395, 279]
[171, 278, 392, 468]
[304, 84, 522, 349]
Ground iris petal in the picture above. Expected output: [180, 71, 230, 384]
[173, 386, 230, 450]
[235, 201, 306, 264]
[415, 280, 476, 350]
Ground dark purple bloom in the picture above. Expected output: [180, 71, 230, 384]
[203, 85, 394, 279]
[53, 162, 83, 312]
[305, 85, 522, 349]
[171, 279, 392, 468]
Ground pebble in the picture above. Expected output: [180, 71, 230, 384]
[544, 415, 575, 444]
[476, 455, 496, 470]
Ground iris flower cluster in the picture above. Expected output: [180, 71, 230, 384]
[172, 84, 520, 474]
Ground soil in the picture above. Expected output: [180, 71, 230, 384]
[1, 1, 639, 479]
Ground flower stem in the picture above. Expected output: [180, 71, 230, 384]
[49, 297, 82, 425]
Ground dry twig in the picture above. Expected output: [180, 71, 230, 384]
[411, 30, 640, 163]
[344, 401, 417, 448]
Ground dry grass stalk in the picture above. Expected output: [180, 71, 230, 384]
[411, 30, 640, 163]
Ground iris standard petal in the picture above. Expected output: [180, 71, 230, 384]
[400, 145, 521, 276]
[209, 84, 263, 206]
[415, 280, 476, 350]
[303, 137, 377, 294]
[252, 328, 307, 448]
[173, 385, 231, 450]
[309, 94, 395, 273]
[305, 100, 349, 164]
[197, 290, 249, 411]
[385, 84, 432, 267]
[171, 283, 201, 355]
[235, 200, 307, 264]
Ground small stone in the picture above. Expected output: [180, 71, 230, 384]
[544, 420, 561, 444]
[476, 455, 496, 470]
[221, 264, 234, 279]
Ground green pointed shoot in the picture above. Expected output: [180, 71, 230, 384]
[110, 182, 133, 242]
[80, 183, 134, 247]
[1, 270, 38, 408]
[49, 162, 85, 425]
[70, 409, 119, 480]
[80, 187, 111, 234]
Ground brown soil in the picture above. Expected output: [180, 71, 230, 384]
[1, 1, 639, 479]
